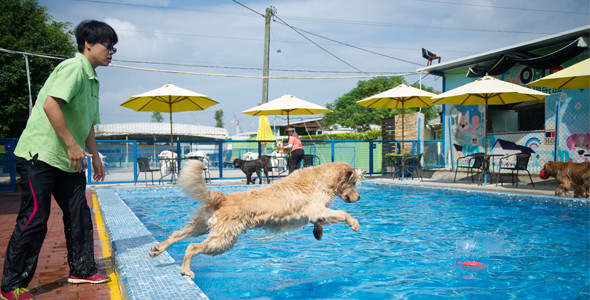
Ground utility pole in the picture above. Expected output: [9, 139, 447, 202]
[261, 6, 275, 104]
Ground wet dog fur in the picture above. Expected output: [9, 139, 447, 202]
[149, 160, 361, 278]
[541, 161, 590, 198]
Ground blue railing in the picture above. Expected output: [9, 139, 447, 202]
[0, 138, 445, 188]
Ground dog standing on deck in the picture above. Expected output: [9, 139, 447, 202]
[233, 155, 271, 184]
[149, 160, 361, 279]
[540, 161, 590, 198]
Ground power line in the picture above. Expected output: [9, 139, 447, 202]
[285, 25, 422, 66]
[413, 0, 589, 15]
[114, 58, 400, 74]
[230, 0, 265, 17]
[282, 16, 551, 35]
[74, 0, 250, 16]
[74, 0, 557, 35]
[0, 47, 414, 79]
[272, 14, 367, 74]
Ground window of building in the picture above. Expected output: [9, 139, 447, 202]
[487, 100, 545, 133]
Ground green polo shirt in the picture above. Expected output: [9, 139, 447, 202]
[14, 53, 100, 172]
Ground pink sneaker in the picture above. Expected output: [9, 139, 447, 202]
[67, 273, 110, 284]
[0, 288, 34, 300]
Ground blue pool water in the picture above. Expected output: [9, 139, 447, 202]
[117, 183, 589, 299]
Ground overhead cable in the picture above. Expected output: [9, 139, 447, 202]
[286, 25, 423, 66]
[272, 14, 367, 74]
[110, 64, 411, 79]
[114, 58, 399, 74]
[0, 47, 414, 79]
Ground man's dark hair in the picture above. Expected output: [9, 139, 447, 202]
[75, 20, 118, 53]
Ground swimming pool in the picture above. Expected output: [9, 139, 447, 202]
[117, 183, 589, 299]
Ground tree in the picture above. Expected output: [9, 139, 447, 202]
[151, 112, 163, 122]
[0, 0, 76, 137]
[323, 77, 439, 131]
[214, 109, 224, 128]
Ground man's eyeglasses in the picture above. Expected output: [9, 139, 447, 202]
[101, 42, 117, 53]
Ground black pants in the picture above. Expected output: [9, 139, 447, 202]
[288, 149, 304, 174]
[1, 157, 97, 292]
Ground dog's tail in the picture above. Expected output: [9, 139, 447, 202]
[178, 160, 212, 203]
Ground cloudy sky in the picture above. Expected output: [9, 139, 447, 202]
[37, 0, 589, 134]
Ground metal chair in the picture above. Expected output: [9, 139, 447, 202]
[302, 154, 315, 168]
[454, 152, 486, 183]
[498, 153, 534, 187]
[403, 153, 423, 181]
[136, 157, 160, 185]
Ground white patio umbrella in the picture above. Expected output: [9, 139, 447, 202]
[431, 75, 548, 183]
[242, 93, 331, 127]
[528, 57, 590, 90]
[357, 83, 436, 153]
[121, 83, 219, 154]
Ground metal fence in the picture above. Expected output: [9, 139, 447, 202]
[0, 138, 444, 189]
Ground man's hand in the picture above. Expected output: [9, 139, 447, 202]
[91, 156, 106, 182]
[67, 143, 92, 172]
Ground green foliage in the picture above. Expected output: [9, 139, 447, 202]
[214, 109, 224, 128]
[301, 130, 381, 141]
[323, 77, 440, 131]
[0, 0, 76, 137]
[151, 112, 163, 122]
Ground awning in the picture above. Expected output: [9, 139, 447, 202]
[467, 37, 587, 77]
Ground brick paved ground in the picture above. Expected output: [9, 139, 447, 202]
[0, 190, 114, 299]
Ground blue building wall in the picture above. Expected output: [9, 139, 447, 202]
[442, 52, 590, 172]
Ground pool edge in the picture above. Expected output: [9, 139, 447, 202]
[369, 181, 590, 207]
[96, 189, 208, 300]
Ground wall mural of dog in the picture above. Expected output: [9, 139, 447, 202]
[233, 156, 271, 184]
[566, 133, 590, 162]
[149, 160, 361, 279]
[540, 161, 590, 198]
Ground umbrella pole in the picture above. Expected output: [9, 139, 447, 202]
[401, 103, 405, 179]
[484, 98, 488, 184]
[169, 104, 176, 182]
[169, 104, 174, 154]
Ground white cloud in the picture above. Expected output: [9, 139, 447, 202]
[37, 0, 590, 133]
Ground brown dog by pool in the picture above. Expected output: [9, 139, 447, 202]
[541, 161, 590, 198]
[149, 160, 361, 278]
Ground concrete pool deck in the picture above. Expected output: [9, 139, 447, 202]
[0, 191, 120, 299]
[0, 169, 586, 299]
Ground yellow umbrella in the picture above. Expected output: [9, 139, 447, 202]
[357, 83, 435, 152]
[432, 75, 548, 152]
[242, 93, 331, 127]
[121, 83, 219, 153]
[431, 75, 548, 183]
[256, 115, 274, 144]
[528, 57, 590, 90]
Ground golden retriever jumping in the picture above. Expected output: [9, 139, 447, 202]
[540, 161, 590, 198]
[149, 160, 361, 278]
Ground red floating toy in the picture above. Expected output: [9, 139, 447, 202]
[539, 171, 549, 180]
[455, 261, 488, 271]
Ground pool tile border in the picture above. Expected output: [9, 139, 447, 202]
[372, 181, 589, 207]
[96, 189, 208, 300]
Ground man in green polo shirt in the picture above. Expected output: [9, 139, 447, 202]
[1, 20, 117, 300]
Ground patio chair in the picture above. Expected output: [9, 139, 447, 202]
[497, 152, 534, 187]
[302, 154, 316, 168]
[403, 153, 423, 181]
[453, 150, 486, 183]
[136, 157, 160, 185]
[391, 154, 423, 180]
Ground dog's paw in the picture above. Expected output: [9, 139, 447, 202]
[180, 268, 195, 279]
[347, 218, 360, 232]
[149, 245, 162, 257]
[313, 223, 323, 240]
